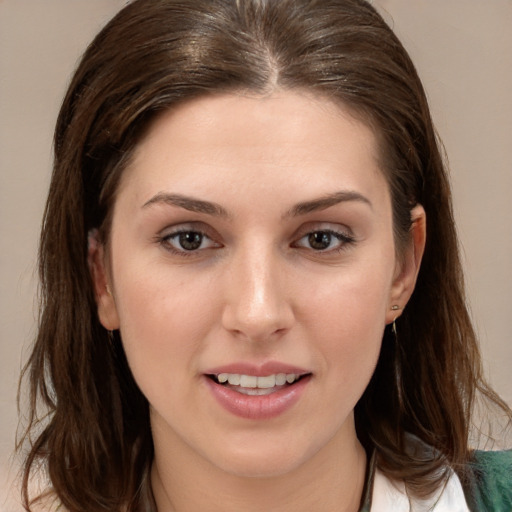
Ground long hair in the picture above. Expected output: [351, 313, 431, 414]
[18, 0, 511, 509]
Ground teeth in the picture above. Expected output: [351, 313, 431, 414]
[214, 373, 300, 388]
[240, 375, 257, 388]
[227, 374, 240, 385]
[257, 375, 276, 388]
[275, 373, 287, 386]
[286, 374, 297, 384]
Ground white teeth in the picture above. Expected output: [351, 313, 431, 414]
[214, 373, 300, 388]
[257, 375, 276, 388]
[227, 374, 241, 385]
[240, 375, 258, 388]
[275, 373, 287, 386]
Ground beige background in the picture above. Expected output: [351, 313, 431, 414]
[1, 0, 511, 509]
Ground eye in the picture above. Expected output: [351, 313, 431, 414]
[294, 229, 355, 252]
[160, 228, 220, 254]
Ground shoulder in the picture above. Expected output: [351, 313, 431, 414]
[462, 449, 512, 512]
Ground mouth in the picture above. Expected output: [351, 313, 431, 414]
[207, 372, 310, 396]
[203, 362, 312, 419]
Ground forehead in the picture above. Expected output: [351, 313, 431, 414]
[118, 91, 386, 207]
[136, 90, 377, 150]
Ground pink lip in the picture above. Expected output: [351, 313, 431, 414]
[203, 361, 311, 420]
[204, 361, 309, 377]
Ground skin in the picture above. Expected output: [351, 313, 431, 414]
[90, 91, 426, 511]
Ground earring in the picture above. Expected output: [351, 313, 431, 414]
[390, 305, 400, 338]
[106, 284, 112, 296]
[390, 305, 403, 406]
[107, 329, 115, 345]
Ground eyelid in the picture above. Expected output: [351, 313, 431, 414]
[158, 220, 218, 239]
[293, 221, 355, 240]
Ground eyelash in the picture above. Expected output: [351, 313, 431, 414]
[156, 226, 356, 257]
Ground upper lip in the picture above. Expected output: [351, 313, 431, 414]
[204, 361, 310, 377]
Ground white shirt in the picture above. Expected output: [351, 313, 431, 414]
[371, 467, 470, 511]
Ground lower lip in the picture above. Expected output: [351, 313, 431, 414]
[204, 376, 311, 420]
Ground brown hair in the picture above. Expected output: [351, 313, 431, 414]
[18, 0, 511, 510]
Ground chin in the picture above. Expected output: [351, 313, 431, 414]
[208, 437, 319, 479]
[219, 457, 303, 479]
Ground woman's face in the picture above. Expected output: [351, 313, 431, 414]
[93, 91, 423, 478]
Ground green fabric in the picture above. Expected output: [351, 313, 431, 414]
[463, 449, 512, 512]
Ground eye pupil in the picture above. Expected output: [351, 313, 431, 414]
[179, 232, 203, 250]
[308, 232, 331, 250]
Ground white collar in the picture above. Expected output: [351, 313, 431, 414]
[371, 466, 470, 512]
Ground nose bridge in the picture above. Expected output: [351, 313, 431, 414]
[222, 240, 292, 340]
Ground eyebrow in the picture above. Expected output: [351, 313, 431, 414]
[142, 192, 229, 218]
[142, 190, 372, 218]
[285, 191, 373, 217]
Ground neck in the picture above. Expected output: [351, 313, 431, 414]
[150, 418, 367, 512]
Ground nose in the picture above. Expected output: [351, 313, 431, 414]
[221, 244, 294, 342]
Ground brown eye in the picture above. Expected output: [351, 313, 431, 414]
[308, 232, 333, 250]
[161, 229, 220, 254]
[294, 228, 355, 253]
[178, 231, 203, 251]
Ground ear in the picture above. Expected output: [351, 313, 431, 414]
[386, 205, 426, 324]
[87, 229, 120, 330]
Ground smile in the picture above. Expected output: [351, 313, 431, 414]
[205, 370, 311, 419]
[212, 373, 302, 395]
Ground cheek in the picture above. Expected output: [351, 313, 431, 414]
[301, 261, 391, 334]
[301, 265, 390, 382]
[111, 261, 220, 394]
[115, 252, 216, 330]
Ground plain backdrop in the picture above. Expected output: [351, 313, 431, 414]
[1, 1, 511, 509]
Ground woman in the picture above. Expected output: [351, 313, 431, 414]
[18, 0, 511, 510]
